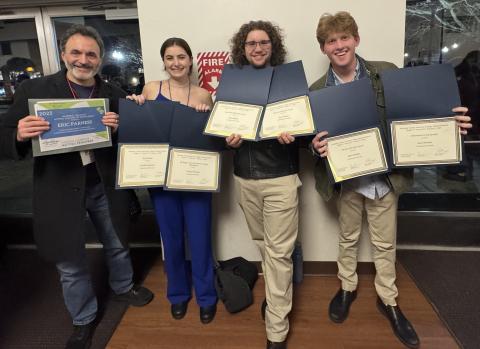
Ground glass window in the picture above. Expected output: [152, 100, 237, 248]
[0, 9, 146, 217]
[0, 18, 44, 108]
[0, 17, 43, 215]
[401, 0, 480, 210]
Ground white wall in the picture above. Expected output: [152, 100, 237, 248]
[137, 0, 407, 261]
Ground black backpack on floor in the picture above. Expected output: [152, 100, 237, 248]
[215, 257, 258, 313]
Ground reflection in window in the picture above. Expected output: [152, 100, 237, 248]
[403, 0, 480, 201]
[0, 19, 43, 107]
[52, 16, 144, 95]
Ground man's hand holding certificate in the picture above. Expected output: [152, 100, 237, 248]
[259, 61, 315, 139]
[118, 99, 224, 192]
[381, 64, 471, 167]
[310, 78, 389, 182]
[28, 98, 111, 157]
[205, 61, 315, 141]
[204, 64, 272, 140]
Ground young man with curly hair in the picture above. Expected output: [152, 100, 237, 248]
[227, 20, 300, 349]
[311, 11, 471, 349]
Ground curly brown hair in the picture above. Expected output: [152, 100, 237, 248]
[230, 20, 286, 67]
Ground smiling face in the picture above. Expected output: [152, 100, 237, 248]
[321, 31, 360, 73]
[243, 29, 272, 68]
[162, 45, 192, 79]
[61, 34, 102, 86]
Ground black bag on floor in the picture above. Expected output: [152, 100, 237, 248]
[215, 257, 258, 313]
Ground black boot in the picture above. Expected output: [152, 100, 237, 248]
[328, 288, 357, 323]
[377, 297, 420, 349]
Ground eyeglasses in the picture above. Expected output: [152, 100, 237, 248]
[244, 40, 271, 49]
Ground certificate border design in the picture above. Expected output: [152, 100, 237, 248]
[259, 95, 315, 139]
[29, 98, 111, 157]
[391, 116, 461, 167]
[327, 127, 388, 183]
[165, 147, 221, 192]
[116, 143, 170, 189]
[204, 100, 263, 140]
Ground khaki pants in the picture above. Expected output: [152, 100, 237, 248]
[337, 189, 398, 305]
[234, 174, 301, 342]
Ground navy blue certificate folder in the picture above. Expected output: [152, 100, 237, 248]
[268, 61, 308, 103]
[169, 103, 226, 151]
[118, 99, 173, 143]
[380, 64, 463, 168]
[381, 64, 461, 119]
[309, 78, 381, 136]
[216, 64, 273, 105]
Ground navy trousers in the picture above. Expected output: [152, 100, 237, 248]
[149, 188, 217, 307]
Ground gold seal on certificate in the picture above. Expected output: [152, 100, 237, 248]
[204, 101, 263, 140]
[391, 117, 461, 166]
[259, 96, 315, 139]
[117, 144, 169, 188]
[327, 128, 388, 182]
[166, 148, 220, 191]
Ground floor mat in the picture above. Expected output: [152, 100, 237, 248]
[0, 248, 160, 348]
[398, 250, 480, 349]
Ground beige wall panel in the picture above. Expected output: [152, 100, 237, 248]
[137, 0, 406, 261]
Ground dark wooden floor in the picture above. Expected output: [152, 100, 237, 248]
[108, 259, 458, 349]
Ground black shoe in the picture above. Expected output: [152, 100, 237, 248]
[261, 298, 267, 321]
[328, 288, 357, 323]
[266, 339, 287, 349]
[113, 285, 154, 307]
[376, 297, 420, 349]
[200, 303, 217, 324]
[65, 322, 95, 349]
[171, 301, 189, 320]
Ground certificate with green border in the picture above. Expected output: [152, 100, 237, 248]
[29, 98, 110, 157]
[327, 127, 388, 183]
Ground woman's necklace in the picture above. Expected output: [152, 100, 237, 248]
[168, 78, 191, 106]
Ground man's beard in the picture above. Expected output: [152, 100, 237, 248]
[66, 62, 98, 81]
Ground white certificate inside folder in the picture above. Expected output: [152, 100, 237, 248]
[116, 143, 169, 188]
[259, 95, 315, 139]
[327, 128, 388, 183]
[391, 116, 461, 167]
[165, 148, 221, 192]
[204, 101, 263, 140]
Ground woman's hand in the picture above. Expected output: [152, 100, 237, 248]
[126, 94, 146, 105]
[102, 112, 120, 133]
[195, 103, 211, 112]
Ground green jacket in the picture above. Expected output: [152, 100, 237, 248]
[309, 58, 413, 201]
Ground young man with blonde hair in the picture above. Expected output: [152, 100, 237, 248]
[311, 11, 471, 349]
